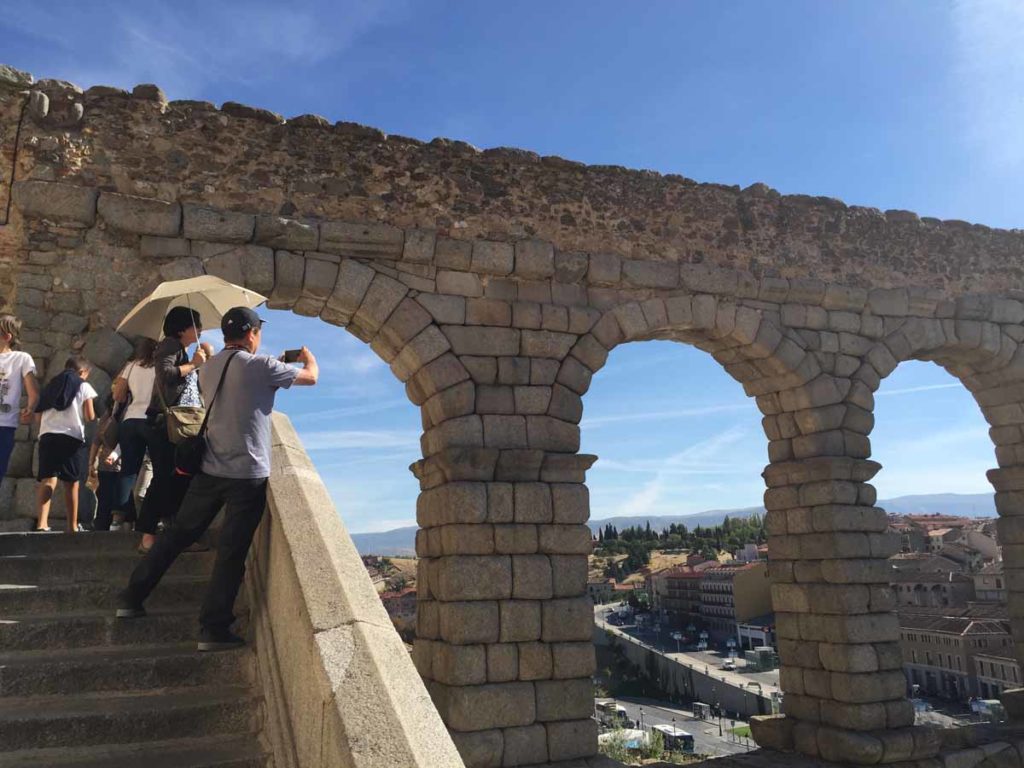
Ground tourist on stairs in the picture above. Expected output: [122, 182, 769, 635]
[117, 307, 318, 652]
[0, 314, 38, 492]
[34, 355, 97, 532]
[135, 307, 207, 554]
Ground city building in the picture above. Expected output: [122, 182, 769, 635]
[588, 578, 615, 604]
[737, 613, 775, 650]
[699, 561, 771, 645]
[899, 608, 1013, 702]
[892, 570, 975, 609]
[974, 653, 1021, 699]
[974, 562, 1007, 603]
[659, 566, 703, 627]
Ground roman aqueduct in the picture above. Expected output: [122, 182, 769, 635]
[3, 64, 1024, 767]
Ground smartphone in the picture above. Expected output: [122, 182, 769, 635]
[282, 349, 302, 364]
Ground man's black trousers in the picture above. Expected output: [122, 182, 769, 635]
[123, 473, 268, 631]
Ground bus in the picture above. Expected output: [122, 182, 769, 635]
[652, 724, 695, 753]
[595, 699, 634, 729]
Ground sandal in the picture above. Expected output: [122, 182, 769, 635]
[34, 527, 51, 532]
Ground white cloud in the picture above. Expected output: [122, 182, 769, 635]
[952, 0, 1024, 170]
[582, 402, 751, 429]
[301, 429, 420, 451]
[3, 0, 409, 99]
[876, 383, 962, 397]
[291, 398, 409, 422]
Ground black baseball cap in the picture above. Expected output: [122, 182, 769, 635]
[221, 306, 265, 335]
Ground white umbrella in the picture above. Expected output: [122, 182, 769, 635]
[116, 275, 267, 339]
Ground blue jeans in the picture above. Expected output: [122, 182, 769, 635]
[0, 426, 17, 491]
[114, 418, 149, 524]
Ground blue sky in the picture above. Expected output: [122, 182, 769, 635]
[3, 1, 1016, 531]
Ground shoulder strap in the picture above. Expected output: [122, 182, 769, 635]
[197, 351, 241, 438]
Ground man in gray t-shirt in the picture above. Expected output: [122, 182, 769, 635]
[118, 307, 319, 651]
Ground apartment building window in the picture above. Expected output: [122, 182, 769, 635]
[956, 657, 961, 671]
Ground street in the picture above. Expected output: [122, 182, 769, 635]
[608, 697, 757, 758]
[595, 604, 782, 702]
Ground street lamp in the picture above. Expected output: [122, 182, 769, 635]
[639, 706, 645, 731]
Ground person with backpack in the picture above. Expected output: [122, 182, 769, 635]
[118, 307, 318, 652]
[35, 355, 97, 532]
[0, 314, 39, 491]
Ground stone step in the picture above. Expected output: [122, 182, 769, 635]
[0, 550, 214, 585]
[0, 531, 141, 557]
[0, 642, 253, 697]
[0, 576, 215, 615]
[0, 734, 269, 768]
[0, 608, 249, 652]
[0, 686, 262, 751]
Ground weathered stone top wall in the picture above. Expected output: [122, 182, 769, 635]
[2, 65, 1022, 298]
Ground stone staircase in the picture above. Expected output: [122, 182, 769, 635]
[0, 531, 272, 767]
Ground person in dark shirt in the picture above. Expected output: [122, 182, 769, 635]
[136, 306, 209, 553]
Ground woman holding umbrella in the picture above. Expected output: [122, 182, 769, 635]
[136, 307, 209, 552]
[117, 276, 268, 553]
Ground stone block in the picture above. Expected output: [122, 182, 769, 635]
[182, 204, 254, 242]
[417, 482, 488, 526]
[403, 228, 437, 263]
[437, 270, 485, 297]
[434, 642, 488, 686]
[513, 386, 551, 414]
[487, 643, 519, 683]
[468, 298, 513, 327]
[541, 304, 569, 332]
[435, 556, 512, 601]
[500, 601, 542, 642]
[514, 483, 552, 524]
[541, 597, 593, 642]
[436, 238, 473, 270]
[514, 240, 555, 279]
[555, 356, 593, 395]
[495, 524, 539, 554]
[819, 701, 887, 731]
[377, 298, 433, 354]
[141, 236, 191, 259]
[520, 330, 575, 359]
[439, 601, 500, 645]
[12, 181, 97, 224]
[472, 241, 514, 275]
[349, 273, 408, 341]
[512, 554, 553, 600]
[545, 719, 598, 762]
[816, 726, 883, 765]
[535, 678, 593, 721]
[252, 214, 318, 250]
[98, 192, 181, 236]
[444, 326, 520, 356]
[483, 415, 528, 448]
[587, 253, 620, 284]
[622, 259, 678, 288]
[265, 249, 303, 309]
[525, 416, 579, 452]
[294, 257, 338, 316]
[538, 525, 593, 555]
[82, 328, 132, 376]
[548, 555, 587, 598]
[750, 714, 794, 751]
[830, 670, 906, 704]
[495, 450, 545, 482]
[439, 524, 495, 556]
[512, 301, 542, 329]
[551, 484, 589, 524]
[502, 724, 547, 767]
[434, 681, 536, 731]
[409, 354, 472, 406]
[518, 642, 553, 681]
[392, 326, 452, 383]
[424, 381, 477, 427]
[319, 220, 403, 258]
[419, 294, 467, 325]
[551, 642, 595, 680]
[451, 729, 503, 768]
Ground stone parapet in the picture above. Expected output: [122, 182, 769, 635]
[246, 414, 464, 768]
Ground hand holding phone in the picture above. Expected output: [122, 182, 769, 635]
[282, 349, 303, 364]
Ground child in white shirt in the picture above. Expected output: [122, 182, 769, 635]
[35, 356, 97, 532]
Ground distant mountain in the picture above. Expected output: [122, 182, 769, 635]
[350, 526, 418, 557]
[349, 492, 996, 556]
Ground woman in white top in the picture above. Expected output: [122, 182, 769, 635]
[102, 337, 158, 531]
[35, 356, 97, 532]
[0, 315, 39, 492]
